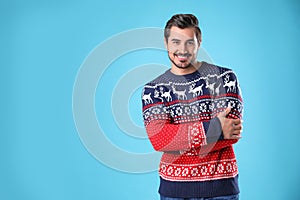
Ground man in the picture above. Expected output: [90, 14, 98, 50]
[142, 14, 243, 200]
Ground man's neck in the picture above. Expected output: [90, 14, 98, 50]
[170, 61, 202, 75]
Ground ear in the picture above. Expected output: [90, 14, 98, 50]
[197, 35, 202, 48]
[164, 38, 168, 49]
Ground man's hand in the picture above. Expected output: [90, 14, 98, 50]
[217, 107, 243, 140]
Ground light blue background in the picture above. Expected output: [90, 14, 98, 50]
[1, 0, 300, 199]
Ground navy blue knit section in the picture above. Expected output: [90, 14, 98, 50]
[203, 117, 224, 143]
[159, 176, 239, 198]
[151, 62, 230, 84]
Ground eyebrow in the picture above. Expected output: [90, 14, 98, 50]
[170, 38, 194, 42]
[186, 39, 195, 42]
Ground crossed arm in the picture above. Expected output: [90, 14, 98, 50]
[144, 106, 242, 155]
[143, 72, 243, 155]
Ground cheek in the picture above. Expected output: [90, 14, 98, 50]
[187, 45, 197, 53]
[190, 47, 199, 57]
[167, 45, 177, 54]
[168, 51, 175, 59]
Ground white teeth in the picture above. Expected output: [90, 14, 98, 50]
[177, 55, 187, 59]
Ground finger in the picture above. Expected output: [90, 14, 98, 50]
[232, 119, 242, 125]
[219, 106, 232, 118]
[234, 135, 242, 139]
[231, 133, 242, 139]
[224, 106, 231, 116]
[232, 124, 242, 130]
[238, 124, 243, 132]
[232, 130, 242, 136]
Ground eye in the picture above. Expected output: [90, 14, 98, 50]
[187, 41, 195, 45]
[172, 40, 180, 45]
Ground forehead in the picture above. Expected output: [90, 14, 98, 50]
[169, 26, 197, 40]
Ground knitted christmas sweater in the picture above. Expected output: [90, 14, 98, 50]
[142, 62, 243, 198]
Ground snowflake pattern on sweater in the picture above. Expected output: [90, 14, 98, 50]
[142, 62, 243, 182]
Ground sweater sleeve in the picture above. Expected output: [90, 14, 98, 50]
[142, 85, 210, 152]
[144, 118, 206, 152]
[191, 70, 244, 155]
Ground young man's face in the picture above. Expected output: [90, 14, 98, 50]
[165, 26, 201, 69]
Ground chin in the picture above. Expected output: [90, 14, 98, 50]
[168, 54, 195, 69]
[175, 62, 192, 69]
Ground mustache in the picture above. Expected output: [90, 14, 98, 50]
[174, 53, 192, 57]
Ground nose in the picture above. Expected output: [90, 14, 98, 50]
[178, 43, 188, 54]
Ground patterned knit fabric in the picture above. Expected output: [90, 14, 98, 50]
[142, 62, 243, 198]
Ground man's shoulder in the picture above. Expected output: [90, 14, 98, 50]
[144, 69, 170, 87]
[143, 62, 237, 88]
[202, 62, 233, 75]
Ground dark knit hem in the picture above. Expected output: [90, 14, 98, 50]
[158, 175, 239, 198]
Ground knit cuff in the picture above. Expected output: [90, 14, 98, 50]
[188, 123, 207, 149]
[203, 117, 223, 144]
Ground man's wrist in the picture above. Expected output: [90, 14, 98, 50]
[206, 117, 223, 143]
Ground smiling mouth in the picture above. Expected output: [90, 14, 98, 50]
[174, 53, 191, 62]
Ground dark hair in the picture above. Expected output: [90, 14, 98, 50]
[164, 14, 202, 43]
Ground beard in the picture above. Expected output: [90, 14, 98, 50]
[168, 53, 194, 69]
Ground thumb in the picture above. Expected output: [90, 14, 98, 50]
[223, 106, 231, 117]
[218, 106, 231, 118]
